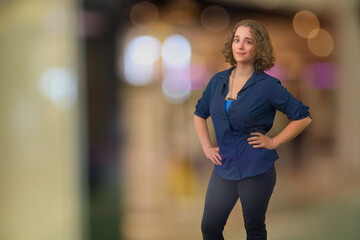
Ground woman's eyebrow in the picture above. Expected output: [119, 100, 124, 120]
[234, 35, 253, 40]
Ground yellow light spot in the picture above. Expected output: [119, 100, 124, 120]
[293, 10, 320, 38]
[307, 28, 334, 57]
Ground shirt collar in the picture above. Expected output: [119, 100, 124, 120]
[220, 66, 266, 91]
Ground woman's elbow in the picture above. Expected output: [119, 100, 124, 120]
[304, 116, 312, 126]
[294, 116, 312, 127]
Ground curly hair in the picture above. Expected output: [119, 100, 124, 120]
[221, 19, 275, 72]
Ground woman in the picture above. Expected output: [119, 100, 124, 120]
[193, 19, 312, 240]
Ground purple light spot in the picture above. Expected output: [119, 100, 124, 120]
[190, 64, 210, 90]
[305, 62, 337, 89]
[265, 63, 287, 85]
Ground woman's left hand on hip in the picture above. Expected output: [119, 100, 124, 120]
[247, 132, 277, 149]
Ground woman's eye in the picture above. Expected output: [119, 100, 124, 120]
[234, 39, 239, 43]
[246, 41, 253, 44]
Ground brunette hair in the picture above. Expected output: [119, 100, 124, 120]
[221, 19, 275, 72]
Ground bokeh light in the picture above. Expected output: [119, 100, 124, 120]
[305, 62, 337, 89]
[130, 1, 159, 27]
[162, 68, 191, 104]
[161, 34, 191, 68]
[124, 59, 154, 86]
[293, 10, 320, 38]
[124, 35, 161, 86]
[190, 63, 210, 90]
[265, 63, 287, 84]
[201, 5, 230, 32]
[127, 36, 161, 65]
[38, 67, 78, 109]
[307, 28, 334, 57]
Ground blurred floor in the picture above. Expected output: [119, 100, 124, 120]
[124, 156, 360, 240]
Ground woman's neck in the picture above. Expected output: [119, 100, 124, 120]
[233, 64, 254, 80]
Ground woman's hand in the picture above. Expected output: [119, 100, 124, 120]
[247, 132, 277, 149]
[204, 146, 222, 165]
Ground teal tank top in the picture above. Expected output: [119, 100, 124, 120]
[225, 100, 233, 113]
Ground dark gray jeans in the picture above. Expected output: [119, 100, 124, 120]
[201, 165, 276, 240]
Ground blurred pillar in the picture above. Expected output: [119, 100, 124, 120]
[84, 15, 121, 240]
[0, 1, 86, 240]
[122, 86, 170, 240]
[82, 1, 125, 239]
[336, 1, 360, 170]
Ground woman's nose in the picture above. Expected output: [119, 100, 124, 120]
[238, 42, 244, 49]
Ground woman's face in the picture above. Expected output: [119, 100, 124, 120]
[232, 26, 256, 65]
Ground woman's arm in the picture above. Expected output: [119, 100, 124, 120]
[272, 116, 312, 148]
[247, 116, 312, 149]
[193, 114, 222, 165]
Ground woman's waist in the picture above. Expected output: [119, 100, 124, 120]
[216, 130, 266, 143]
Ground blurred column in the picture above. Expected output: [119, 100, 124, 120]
[0, 1, 85, 240]
[122, 86, 170, 240]
[83, 12, 121, 240]
[336, 0, 360, 170]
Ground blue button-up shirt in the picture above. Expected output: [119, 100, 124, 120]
[194, 66, 311, 180]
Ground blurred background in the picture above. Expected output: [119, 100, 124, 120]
[0, 0, 359, 240]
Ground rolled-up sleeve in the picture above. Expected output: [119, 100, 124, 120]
[194, 77, 214, 119]
[268, 80, 311, 120]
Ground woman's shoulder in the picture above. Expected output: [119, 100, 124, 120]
[258, 71, 282, 87]
[212, 67, 232, 79]
[206, 67, 232, 86]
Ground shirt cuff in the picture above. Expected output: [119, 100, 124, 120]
[194, 110, 209, 119]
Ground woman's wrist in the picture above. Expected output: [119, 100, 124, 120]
[202, 145, 212, 153]
[271, 137, 281, 149]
